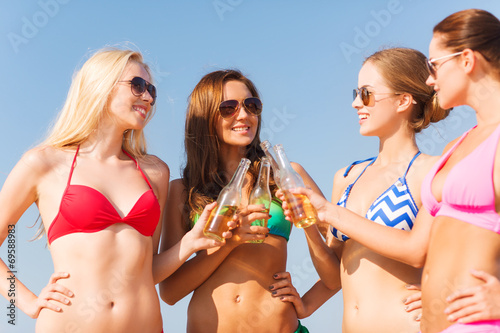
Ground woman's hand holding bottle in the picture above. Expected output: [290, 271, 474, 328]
[277, 187, 333, 226]
[185, 202, 232, 251]
[228, 204, 270, 244]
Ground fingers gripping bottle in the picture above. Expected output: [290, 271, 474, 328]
[248, 157, 272, 244]
[203, 158, 251, 242]
[273, 144, 317, 228]
[260, 140, 281, 188]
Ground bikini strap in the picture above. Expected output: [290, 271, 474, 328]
[344, 157, 376, 188]
[343, 157, 376, 177]
[67, 145, 80, 186]
[403, 151, 422, 178]
[122, 149, 153, 189]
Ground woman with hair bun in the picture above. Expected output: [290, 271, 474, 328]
[0, 47, 223, 332]
[419, 8, 500, 332]
[275, 47, 450, 332]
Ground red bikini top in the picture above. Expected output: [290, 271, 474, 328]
[47, 146, 161, 244]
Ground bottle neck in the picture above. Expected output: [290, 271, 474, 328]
[274, 147, 291, 172]
[258, 162, 271, 187]
[263, 151, 280, 175]
[273, 145, 304, 188]
[229, 158, 251, 190]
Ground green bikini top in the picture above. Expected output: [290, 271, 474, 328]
[192, 198, 291, 242]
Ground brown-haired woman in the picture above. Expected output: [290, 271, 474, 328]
[277, 47, 450, 332]
[158, 69, 322, 332]
[418, 8, 500, 332]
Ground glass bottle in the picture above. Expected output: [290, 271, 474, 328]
[203, 158, 251, 242]
[248, 157, 272, 244]
[260, 140, 281, 188]
[273, 144, 317, 228]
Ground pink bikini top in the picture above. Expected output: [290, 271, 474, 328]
[47, 146, 161, 244]
[421, 125, 500, 234]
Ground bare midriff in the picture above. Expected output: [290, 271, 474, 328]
[341, 240, 422, 333]
[36, 225, 162, 333]
[421, 217, 500, 333]
[186, 235, 298, 333]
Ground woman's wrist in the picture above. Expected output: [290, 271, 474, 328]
[179, 231, 198, 258]
[324, 202, 340, 227]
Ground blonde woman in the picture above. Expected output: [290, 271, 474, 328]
[0, 47, 224, 332]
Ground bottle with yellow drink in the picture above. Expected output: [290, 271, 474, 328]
[247, 157, 272, 243]
[260, 140, 281, 188]
[273, 144, 317, 228]
[203, 158, 250, 241]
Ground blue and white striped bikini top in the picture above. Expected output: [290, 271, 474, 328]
[331, 151, 421, 242]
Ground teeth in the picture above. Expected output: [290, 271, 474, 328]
[133, 106, 146, 116]
[359, 114, 368, 120]
[233, 127, 249, 131]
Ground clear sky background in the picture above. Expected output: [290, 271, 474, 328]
[0, 1, 498, 332]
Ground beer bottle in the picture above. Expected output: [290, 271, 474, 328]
[248, 157, 272, 243]
[203, 158, 251, 241]
[260, 140, 281, 188]
[273, 144, 317, 228]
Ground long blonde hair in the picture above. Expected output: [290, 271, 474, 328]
[42, 47, 155, 157]
[35, 47, 155, 241]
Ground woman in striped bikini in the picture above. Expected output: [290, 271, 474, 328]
[273, 47, 450, 332]
[280, 9, 500, 332]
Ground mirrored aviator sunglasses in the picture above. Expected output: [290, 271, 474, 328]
[218, 97, 263, 119]
[353, 87, 371, 106]
[120, 77, 157, 106]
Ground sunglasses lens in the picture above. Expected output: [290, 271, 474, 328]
[147, 85, 157, 106]
[360, 88, 371, 106]
[219, 100, 239, 118]
[353, 88, 370, 106]
[130, 77, 146, 96]
[243, 98, 262, 115]
[426, 60, 436, 78]
[130, 77, 156, 105]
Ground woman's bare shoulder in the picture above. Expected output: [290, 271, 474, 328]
[20, 145, 73, 175]
[334, 159, 372, 187]
[140, 155, 170, 181]
[331, 163, 359, 202]
[168, 178, 187, 201]
[413, 153, 440, 177]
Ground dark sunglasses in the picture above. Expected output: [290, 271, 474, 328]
[353, 87, 400, 106]
[119, 77, 157, 106]
[426, 51, 464, 79]
[219, 97, 263, 119]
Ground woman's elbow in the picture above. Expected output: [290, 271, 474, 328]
[407, 251, 426, 268]
[159, 283, 180, 306]
[320, 276, 341, 291]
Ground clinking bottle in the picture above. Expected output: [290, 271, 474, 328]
[273, 144, 317, 228]
[248, 157, 272, 244]
[260, 140, 281, 188]
[203, 158, 251, 242]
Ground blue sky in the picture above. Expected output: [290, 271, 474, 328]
[0, 1, 498, 332]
